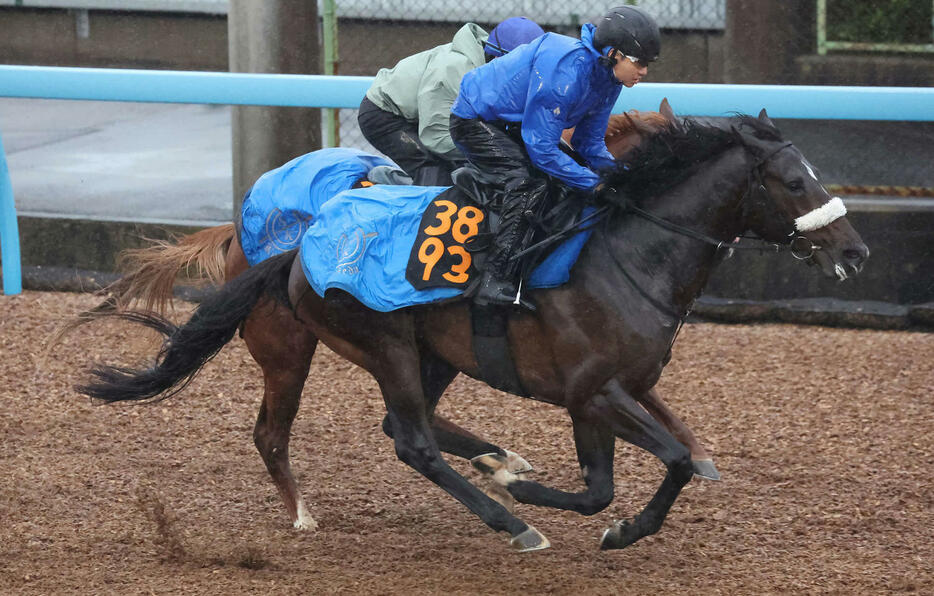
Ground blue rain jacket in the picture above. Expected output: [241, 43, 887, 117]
[451, 24, 621, 190]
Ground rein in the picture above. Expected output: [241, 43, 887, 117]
[510, 204, 611, 261]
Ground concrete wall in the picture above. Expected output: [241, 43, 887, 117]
[14, 206, 934, 330]
[797, 54, 934, 87]
[0, 8, 723, 82]
[2, 6, 930, 83]
[0, 8, 228, 70]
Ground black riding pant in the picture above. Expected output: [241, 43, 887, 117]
[449, 114, 549, 278]
[357, 96, 456, 186]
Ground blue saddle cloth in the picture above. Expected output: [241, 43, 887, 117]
[240, 148, 397, 266]
[299, 184, 596, 312]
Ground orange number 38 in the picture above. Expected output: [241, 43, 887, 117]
[417, 201, 484, 284]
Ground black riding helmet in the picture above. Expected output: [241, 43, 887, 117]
[593, 6, 661, 64]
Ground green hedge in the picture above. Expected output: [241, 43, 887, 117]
[829, 0, 932, 44]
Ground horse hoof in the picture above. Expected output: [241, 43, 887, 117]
[471, 453, 508, 476]
[692, 459, 721, 481]
[293, 516, 318, 531]
[600, 526, 617, 550]
[509, 525, 550, 552]
[504, 450, 534, 475]
[600, 520, 641, 550]
[471, 453, 521, 488]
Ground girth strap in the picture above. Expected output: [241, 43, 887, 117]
[470, 303, 529, 397]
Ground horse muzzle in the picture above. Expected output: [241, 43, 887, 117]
[809, 237, 869, 281]
[793, 197, 869, 281]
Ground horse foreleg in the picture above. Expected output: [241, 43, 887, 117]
[589, 380, 693, 550]
[379, 355, 533, 474]
[245, 302, 318, 531]
[639, 388, 720, 480]
[473, 413, 615, 516]
[376, 345, 548, 552]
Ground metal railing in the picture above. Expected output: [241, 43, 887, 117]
[2, 64, 934, 295]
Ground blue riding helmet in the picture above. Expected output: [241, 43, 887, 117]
[484, 16, 545, 57]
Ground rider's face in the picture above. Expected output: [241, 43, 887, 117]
[611, 53, 648, 87]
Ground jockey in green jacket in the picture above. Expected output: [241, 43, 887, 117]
[358, 18, 545, 186]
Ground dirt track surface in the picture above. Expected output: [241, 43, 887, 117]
[1, 291, 932, 595]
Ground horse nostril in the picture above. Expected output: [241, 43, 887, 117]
[843, 247, 868, 269]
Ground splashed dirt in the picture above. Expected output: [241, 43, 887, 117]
[1, 291, 931, 595]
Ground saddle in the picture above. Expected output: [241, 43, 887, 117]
[449, 162, 595, 397]
[451, 163, 591, 279]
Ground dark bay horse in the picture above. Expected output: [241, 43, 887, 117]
[77, 109, 868, 551]
[61, 103, 721, 531]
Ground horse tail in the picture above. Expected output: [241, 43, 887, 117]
[47, 224, 235, 349]
[114, 223, 235, 312]
[76, 248, 297, 404]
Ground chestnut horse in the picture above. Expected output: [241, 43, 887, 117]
[78, 110, 868, 551]
[62, 102, 718, 532]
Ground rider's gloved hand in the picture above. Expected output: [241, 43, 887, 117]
[597, 183, 627, 208]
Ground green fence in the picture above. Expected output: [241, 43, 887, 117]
[818, 0, 934, 54]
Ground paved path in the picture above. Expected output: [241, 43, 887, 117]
[1, 98, 233, 225]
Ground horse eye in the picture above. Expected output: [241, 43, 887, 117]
[786, 179, 804, 192]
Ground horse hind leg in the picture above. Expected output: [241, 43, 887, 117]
[244, 299, 318, 530]
[383, 415, 533, 473]
[588, 380, 694, 550]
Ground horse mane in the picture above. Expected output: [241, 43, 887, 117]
[605, 110, 671, 140]
[604, 114, 784, 205]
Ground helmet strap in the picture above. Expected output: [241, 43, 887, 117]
[483, 40, 509, 57]
[598, 48, 619, 68]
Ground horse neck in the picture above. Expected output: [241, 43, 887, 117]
[596, 147, 751, 316]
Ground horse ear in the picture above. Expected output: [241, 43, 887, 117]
[732, 124, 763, 159]
[758, 108, 775, 127]
[659, 98, 675, 122]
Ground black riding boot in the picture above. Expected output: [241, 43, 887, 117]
[475, 193, 537, 311]
[475, 259, 532, 309]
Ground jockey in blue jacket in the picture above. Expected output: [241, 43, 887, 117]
[450, 6, 661, 309]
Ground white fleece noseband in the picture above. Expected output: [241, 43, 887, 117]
[794, 197, 846, 232]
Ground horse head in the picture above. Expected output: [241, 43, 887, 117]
[561, 98, 678, 160]
[731, 110, 869, 280]
[604, 99, 679, 158]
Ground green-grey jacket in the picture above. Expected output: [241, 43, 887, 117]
[365, 23, 488, 158]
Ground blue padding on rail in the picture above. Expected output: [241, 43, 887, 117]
[0, 65, 373, 108]
[0, 130, 22, 295]
[1, 65, 933, 120]
[618, 83, 934, 121]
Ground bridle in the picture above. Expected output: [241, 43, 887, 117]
[602, 137, 846, 331]
[625, 140, 823, 260]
